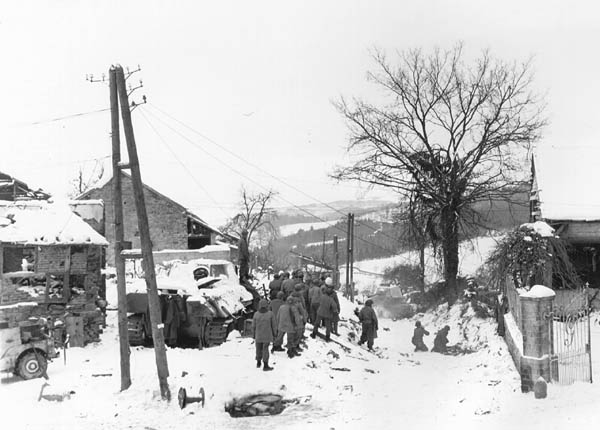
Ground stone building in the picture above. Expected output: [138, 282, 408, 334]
[0, 201, 108, 346]
[77, 172, 230, 263]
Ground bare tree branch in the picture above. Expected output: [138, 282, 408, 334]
[331, 45, 546, 298]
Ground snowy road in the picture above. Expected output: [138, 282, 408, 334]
[2, 299, 600, 429]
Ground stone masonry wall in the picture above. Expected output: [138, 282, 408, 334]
[83, 174, 188, 263]
[501, 286, 555, 390]
[0, 245, 106, 345]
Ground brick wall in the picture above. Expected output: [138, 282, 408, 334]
[0, 244, 106, 344]
[83, 174, 189, 263]
[37, 246, 68, 273]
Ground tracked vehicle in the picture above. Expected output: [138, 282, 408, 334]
[126, 259, 255, 348]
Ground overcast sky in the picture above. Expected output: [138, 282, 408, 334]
[1, 1, 598, 226]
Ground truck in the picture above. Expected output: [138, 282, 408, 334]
[0, 318, 59, 380]
[126, 259, 256, 348]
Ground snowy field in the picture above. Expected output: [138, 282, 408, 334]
[2, 282, 600, 429]
[279, 220, 339, 237]
[343, 235, 501, 295]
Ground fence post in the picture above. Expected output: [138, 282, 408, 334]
[519, 285, 555, 387]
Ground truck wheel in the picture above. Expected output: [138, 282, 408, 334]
[128, 314, 148, 346]
[17, 351, 47, 380]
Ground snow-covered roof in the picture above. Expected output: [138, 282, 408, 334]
[0, 200, 108, 246]
[534, 147, 600, 221]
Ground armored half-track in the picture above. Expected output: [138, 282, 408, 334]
[126, 259, 255, 348]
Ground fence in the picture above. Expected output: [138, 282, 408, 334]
[546, 286, 593, 385]
[505, 277, 523, 331]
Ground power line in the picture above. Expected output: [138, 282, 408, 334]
[17, 107, 111, 127]
[138, 109, 230, 220]
[141, 107, 404, 258]
[146, 103, 402, 244]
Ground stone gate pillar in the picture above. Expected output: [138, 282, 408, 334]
[519, 285, 555, 386]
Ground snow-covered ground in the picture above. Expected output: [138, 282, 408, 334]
[3, 281, 600, 429]
[343, 235, 501, 295]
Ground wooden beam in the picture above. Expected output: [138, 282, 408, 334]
[0, 245, 4, 297]
[64, 246, 71, 302]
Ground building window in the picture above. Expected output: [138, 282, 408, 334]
[2, 246, 35, 273]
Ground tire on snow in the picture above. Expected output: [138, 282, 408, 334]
[17, 351, 47, 380]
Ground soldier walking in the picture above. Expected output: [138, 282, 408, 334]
[252, 299, 276, 371]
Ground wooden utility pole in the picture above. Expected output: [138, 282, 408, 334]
[349, 213, 355, 302]
[321, 231, 326, 266]
[333, 235, 339, 287]
[345, 213, 351, 298]
[109, 66, 131, 391]
[115, 66, 170, 400]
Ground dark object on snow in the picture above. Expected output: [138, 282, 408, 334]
[412, 321, 430, 352]
[178, 386, 205, 409]
[495, 296, 509, 336]
[38, 383, 75, 402]
[534, 377, 547, 399]
[225, 393, 285, 417]
[357, 301, 378, 350]
[520, 365, 533, 393]
[431, 326, 450, 353]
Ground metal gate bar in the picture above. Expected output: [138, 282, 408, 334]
[547, 286, 592, 385]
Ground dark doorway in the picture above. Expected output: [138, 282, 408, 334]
[188, 237, 211, 249]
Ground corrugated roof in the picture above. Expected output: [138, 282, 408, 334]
[0, 201, 108, 246]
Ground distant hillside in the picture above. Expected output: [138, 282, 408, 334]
[257, 191, 530, 270]
[273, 199, 396, 227]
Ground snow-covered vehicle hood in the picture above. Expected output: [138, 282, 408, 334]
[127, 258, 253, 315]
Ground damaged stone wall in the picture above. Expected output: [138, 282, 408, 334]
[0, 244, 106, 346]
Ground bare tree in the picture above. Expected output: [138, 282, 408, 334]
[224, 187, 278, 246]
[70, 162, 105, 197]
[223, 188, 278, 279]
[333, 45, 545, 299]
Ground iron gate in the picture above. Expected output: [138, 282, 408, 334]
[546, 287, 593, 385]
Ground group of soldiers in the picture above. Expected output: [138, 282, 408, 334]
[411, 321, 451, 353]
[250, 269, 383, 371]
[250, 270, 342, 371]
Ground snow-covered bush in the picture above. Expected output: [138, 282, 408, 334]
[485, 222, 581, 290]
